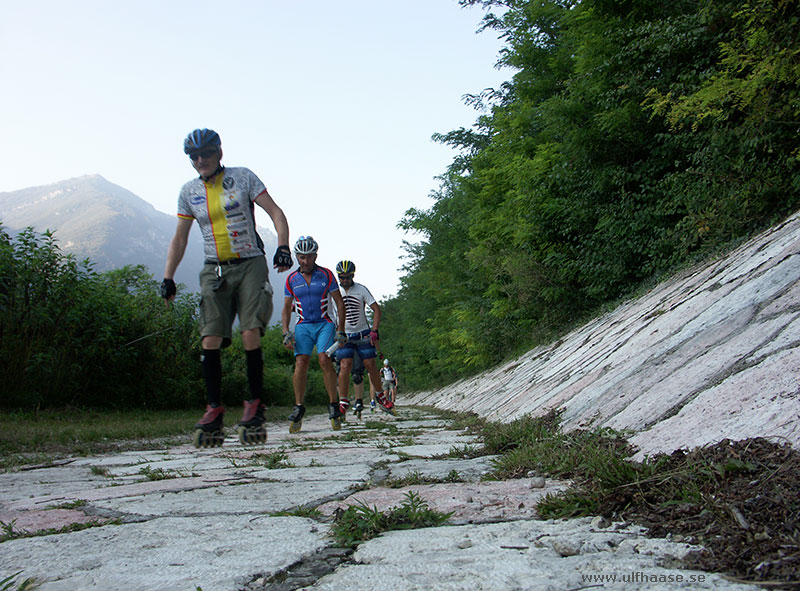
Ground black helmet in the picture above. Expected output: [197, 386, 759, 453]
[294, 236, 318, 254]
[183, 129, 221, 154]
[336, 260, 356, 274]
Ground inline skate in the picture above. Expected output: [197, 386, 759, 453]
[288, 404, 305, 434]
[192, 405, 226, 448]
[237, 399, 267, 445]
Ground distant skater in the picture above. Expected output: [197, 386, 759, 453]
[380, 359, 398, 406]
[161, 128, 292, 447]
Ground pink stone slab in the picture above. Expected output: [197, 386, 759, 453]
[0, 508, 108, 534]
[317, 477, 569, 524]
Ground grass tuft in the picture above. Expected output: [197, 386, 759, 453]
[330, 491, 452, 547]
[0, 572, 38, 590]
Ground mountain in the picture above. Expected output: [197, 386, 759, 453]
[0, 175, 285, 324]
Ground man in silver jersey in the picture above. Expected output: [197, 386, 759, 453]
[333, 260, 393, 413]
[161, 128, 293, 442]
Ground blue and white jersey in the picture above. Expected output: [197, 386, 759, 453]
[284, 266, 339, 324]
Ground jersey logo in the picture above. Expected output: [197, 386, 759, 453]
[224, 196, 240, 212]
[190, 195, 205, 205]
[223, 177, 235, 190]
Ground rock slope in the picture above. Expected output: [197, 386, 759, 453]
[405, 212, 800, 459]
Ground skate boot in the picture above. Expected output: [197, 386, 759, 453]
[353, 398, 364, 420]
[339, 398, 350, 423]
[328, 402, 343, 431]
[237, 399, 267, 445]
[376, 392, 397, 416]
[288, 404, 305, 434]
[192, 405, 225, 448]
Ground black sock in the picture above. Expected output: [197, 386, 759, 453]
[245, 348, 263, 402]
[201, 349, 222, 406]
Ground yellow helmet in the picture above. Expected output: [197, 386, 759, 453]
[336, 260, 356, 274]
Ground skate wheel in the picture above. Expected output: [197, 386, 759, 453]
[192, 429, 204, 448]
[238, 426, 267, 445]
[356, 410, 362, 420]
[289, 420, 302, 434]
[331, 418, 342, 431]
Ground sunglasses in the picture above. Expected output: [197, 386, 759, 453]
[338, 274, 354, 280]
[189, 148, 219, 161]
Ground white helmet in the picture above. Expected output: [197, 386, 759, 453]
[383, 359, 389, 366]
[294, 235, 318, 254]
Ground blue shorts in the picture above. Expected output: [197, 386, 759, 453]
[336, 330, 377, 361]
[294, 321, 335, 357]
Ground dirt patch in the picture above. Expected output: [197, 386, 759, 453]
[610, 438, 799, 587]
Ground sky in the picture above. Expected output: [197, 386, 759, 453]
[0, 0, 511, 301]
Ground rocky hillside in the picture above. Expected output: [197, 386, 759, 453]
[405, 212, 800, 458]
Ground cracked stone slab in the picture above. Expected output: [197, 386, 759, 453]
[282, 445, 390, 468]
[247, 463, 374, 484]
[0, 466, 116, 505]
[389, 442, 483, 458]
[311, 518, 754, 591]
[90, 479, 356, 518]
[6, 475, 254, 512]
[0, 515, 328, 591]
[387, 456, 500, 482]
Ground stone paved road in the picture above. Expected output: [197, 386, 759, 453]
[0, 408, 754, 591]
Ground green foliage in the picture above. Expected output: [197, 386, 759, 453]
[0, 226, 202, 409]
[383, 0, 800, 390]
[0, 226, 304, 410]
[330, 491, 452, 547]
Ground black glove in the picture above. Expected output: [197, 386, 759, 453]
[160, 278, 176, 300]
[273, 245, 292, 268]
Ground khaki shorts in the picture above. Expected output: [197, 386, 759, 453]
[198, 256, 273, 347]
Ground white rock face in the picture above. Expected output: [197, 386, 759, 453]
[405, 212, 800, 458]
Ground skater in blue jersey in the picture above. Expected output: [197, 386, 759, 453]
[281, 236, 347, 432]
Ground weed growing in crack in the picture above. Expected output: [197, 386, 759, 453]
[385, 471, 438, 487]
[446, 444, 484, 459]
[0, 518, 119, 542]
[137, 466, 196, 480]
[245, 451, 294, 469]
[89, 465, 112, 477]
[0, 571, 38, 591]
[330, 491, 452, 547]
[271, 507, 323, 518]
[46, 500, 87, 510]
